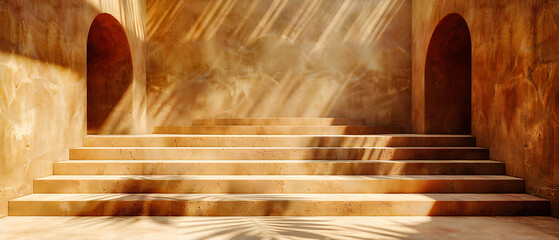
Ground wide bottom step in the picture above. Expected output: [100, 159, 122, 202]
[2, 216, 559, 240]
[9, 193, 549, 216]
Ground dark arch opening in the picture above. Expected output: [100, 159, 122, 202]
[425, 14, 472, 134]
[87, 13, 133, 134]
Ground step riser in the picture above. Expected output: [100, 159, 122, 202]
[69, 148, 489, 160]
[83, 136, 476, 147]
[153, 126, 405, 135]
[53, 162, 505, 175]
[33, 179, 524, 194]
[192, 118, 366, 126]
[9, 200, 549, 216]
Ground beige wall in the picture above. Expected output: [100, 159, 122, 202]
[146, 0, 412, 130]
[0, 0, 146, 218]
[412, 0, 559, 216]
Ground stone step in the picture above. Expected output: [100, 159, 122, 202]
[191, 118, 366, 126]
[83, 134, 476, 147]
[33, 175, 524, 194]
[9, 193, 549, 216]
[54, 160, 505, 175]
[69, 147, 489, 160]
[153, 126, 405, 135]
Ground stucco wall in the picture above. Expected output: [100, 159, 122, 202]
[0, 0, 146, 218]
[412, 0, 559, 216]
[146, 0, 412, 130]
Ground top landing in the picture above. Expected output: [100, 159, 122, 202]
[191, 118, 365, 126]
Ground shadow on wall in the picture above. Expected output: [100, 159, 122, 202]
[87, 13, 134, 135]
[146, 0, 412, 130]
[424, 13, 471, 134]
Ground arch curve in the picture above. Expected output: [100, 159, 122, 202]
[87, 13, 133, 134]
[425, 13, 471, 134]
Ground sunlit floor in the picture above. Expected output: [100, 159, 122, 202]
[1, 216, 558, 239]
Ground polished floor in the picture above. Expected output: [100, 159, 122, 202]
[1, 216, 558, 239]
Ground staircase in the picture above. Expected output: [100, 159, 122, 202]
[8, 118, 550, 216]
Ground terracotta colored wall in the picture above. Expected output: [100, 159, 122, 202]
[146, 0, 412, 130]
[412, 0, 559, 216]
[0, 0, 146, 218]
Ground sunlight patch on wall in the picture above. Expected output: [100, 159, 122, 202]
[147, 0, 412, 130]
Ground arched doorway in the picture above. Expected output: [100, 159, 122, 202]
[425, 14, 471, 134]
[87, 13, 133, 134]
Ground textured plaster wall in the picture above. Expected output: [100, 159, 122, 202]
[0, 0, 146, 218]
[412, 0, 559, 216]
[146, 0, 412, 130]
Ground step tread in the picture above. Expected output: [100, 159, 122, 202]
[67, 159, 496, 161]
[12, 193, 547, 202]
[193, 117, 359, 119]
[60, 160, 501, 163]
[82, 135, 477, 147]
[37, 175, 521, 181]
[11, 193, 548, 216]
[154, 125, 405, 134]
[85, 134, 475, 137]
[69, 147, 490, 160]
[55, 160, 505, 175]
[193, 117, 361, 119]
[155, 126, 397, 128]
[72, 146, 488, 149]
